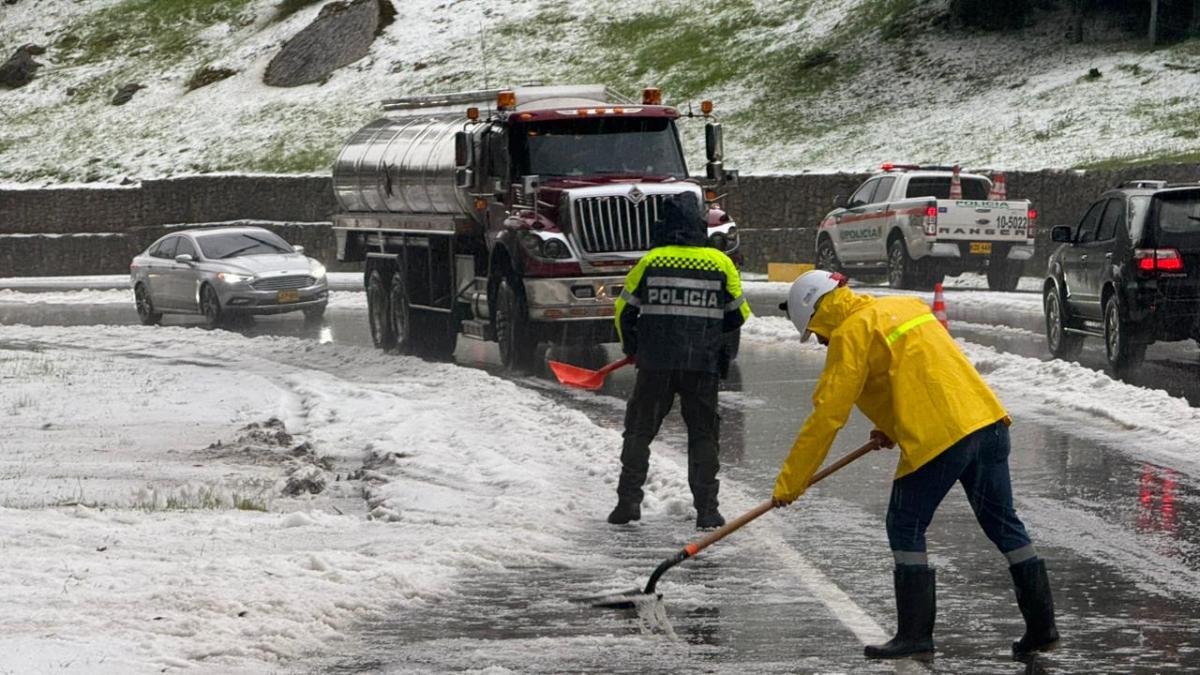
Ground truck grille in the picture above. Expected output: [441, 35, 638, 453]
[251, 275, 315, 290]
[571, 193, 671, 254]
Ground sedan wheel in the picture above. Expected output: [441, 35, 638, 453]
[200, 285, 223, 329]
[134, 284, 162, 326]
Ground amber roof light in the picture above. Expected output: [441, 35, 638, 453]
[497, 90, 517, 110]
[642, 87, 662, 105]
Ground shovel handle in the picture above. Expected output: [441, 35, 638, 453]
[684, 438, 880, 558]
[599, 355, 634, 376]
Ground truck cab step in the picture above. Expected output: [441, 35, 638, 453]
[461, 319, 495, 341]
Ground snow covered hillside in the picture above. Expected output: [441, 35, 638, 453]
[2, 0, 1199, 184]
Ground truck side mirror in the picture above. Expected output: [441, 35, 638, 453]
[1051, 225, 1072, 243]
[705, 122, 724, 163]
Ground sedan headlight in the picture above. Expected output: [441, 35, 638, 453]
[309, 261, 327, 279]
[217, 272, 254, 284]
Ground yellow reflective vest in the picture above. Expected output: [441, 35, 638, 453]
[773, 287, 1008, 501]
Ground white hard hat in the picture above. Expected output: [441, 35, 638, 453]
[779, 270, 848, 339]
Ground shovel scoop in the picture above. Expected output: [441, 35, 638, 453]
[548, 355, 633, 390]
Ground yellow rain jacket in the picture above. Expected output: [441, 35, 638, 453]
[773, 286, 1008, 501]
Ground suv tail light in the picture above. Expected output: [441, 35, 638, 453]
[1027, 208, 1037, 239]
[1135, 248, 1185, 273]
[923, 204, 938, 236]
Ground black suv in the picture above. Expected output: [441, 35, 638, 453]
[1044, 180, 1200, 372]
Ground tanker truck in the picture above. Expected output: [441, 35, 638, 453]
[331, 84, 741, 369]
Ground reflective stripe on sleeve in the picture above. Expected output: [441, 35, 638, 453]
[725, 295, 746, 312]
[640, 305, 724, 319]
[886, 313, 938, 345]
[619, 289, 641, 307]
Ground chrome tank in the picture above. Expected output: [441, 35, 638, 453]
[332, 115, 479, 215]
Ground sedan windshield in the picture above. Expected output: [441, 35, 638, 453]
[197, 232, 293, 259]
[513, 117, 687, 178]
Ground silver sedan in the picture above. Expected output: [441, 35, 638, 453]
[130, 227, 329, 328]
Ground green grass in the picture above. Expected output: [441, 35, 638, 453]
[1074, 149, 1200, 171]
[244, 138, 339, 173]
[57, 0, 256, 66]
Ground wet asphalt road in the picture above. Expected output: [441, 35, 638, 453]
[3, 290, 1200, 673]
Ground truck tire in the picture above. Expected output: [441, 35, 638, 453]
[496, 278, 538, 371]
[887, 238, 917, 290]
[1044, 284, 1083, 360]
[367, 268, 396, 350]
[987, 259, 1022, 292]
[389, 270, 417, 355]
[816, 237, 842, 275]
[1103, 294, 1145, 375]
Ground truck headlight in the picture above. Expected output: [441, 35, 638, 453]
[542, 238, 570, 259]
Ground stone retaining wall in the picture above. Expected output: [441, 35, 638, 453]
[3, 166, 1198, 276]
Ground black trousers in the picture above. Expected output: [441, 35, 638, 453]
[617, 367, 721, 511]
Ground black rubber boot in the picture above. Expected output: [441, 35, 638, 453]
[864, 565, 936, 659]
[696, 508, 725, 530]
[606, 501, 641, 525]
[692, 482, 724, 530]
[1010, 558, 1060, 658]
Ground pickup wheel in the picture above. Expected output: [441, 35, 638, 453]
[496, 278, 538, 371]
[1104, 294, 1145, 375]
[987, 259, 1022, 292]
[367, 268, 396, 350]
[816, 237, 842, 274]
[1044, 284, 1083, 360]
[887, 238, 917, 289]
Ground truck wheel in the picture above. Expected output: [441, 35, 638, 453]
[389, 270, 417, 355]
[496, 278, 537, 371]
[816, 237, 842, 275]
[987, 260, 1022, 292]
[1104, 294, 1145, 375]
[887, 238, 916, 289]
[367, 268, 396, 350]
[1044, 284, 1083, 360]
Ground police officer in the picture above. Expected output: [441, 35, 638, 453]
[608, 193, 751, 529]
[773, 270, 1059, 660]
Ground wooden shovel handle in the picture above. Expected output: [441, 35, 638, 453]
[685, 438, 881, 557]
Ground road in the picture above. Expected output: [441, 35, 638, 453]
[2, 284, 1199, 673]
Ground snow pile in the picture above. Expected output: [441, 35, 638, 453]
[0, 324, 701, 672]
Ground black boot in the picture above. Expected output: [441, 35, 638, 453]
[864, 565, 936, 659]
[696, 507, 725, 530]
[607, 501, 641, 525]
[691, 482, 724, 529]
[1010, 558, 1059, 658]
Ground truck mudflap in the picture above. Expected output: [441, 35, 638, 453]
[523, 276, 626, 321]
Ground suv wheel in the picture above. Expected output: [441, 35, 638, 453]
[1103, 294, 1146, 374]
[1044, 284, 1083, 360]
[887, 238, 915, 289]
[816, 237, 842, 275]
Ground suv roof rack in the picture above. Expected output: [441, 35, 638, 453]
[1118, 180, 1168, 189]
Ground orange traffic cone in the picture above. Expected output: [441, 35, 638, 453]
[949, 165, 963, 201]
[932, 283, 949, 331]
[989, 172, 1007, 200]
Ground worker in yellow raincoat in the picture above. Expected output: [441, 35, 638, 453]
[773, 270, 1059, 660]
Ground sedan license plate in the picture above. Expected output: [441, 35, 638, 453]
[277, 289, 301, 304]
[969, 242, 993, 255]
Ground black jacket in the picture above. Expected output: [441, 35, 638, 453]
[615, 194, 750, 372]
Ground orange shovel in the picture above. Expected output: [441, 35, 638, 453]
[548, 355, 634, 390]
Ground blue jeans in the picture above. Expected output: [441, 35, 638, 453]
[886, 421, 1036, 567]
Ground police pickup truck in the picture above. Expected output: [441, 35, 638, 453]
[816, 164, 1036, 290]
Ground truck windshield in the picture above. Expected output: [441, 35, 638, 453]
[905, 177, 990, 200]
[513, 117, 687, 178]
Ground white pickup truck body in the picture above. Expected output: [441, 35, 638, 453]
[817, 168, 1036, 290]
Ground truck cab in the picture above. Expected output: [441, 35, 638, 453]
[331, 85, 740, 369]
